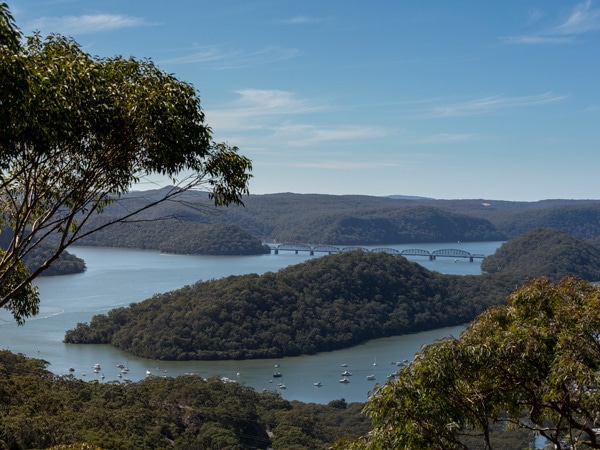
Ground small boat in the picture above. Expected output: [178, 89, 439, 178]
[273, 372, 282, 378]
[341, 370, 352, 376]
[314, 381, 322, 387]
[366, 375, 376, 380]
[116, 364, 124, 369]
[274, 364, 280, 368]
[340, 363, 348, 367]
[68, 367, 75, 372]
[93, 363, 101, 370]
[101, 374, 105, 379]
[146, 370, 151, 375]
[278, 383, 286, 389]
[339, 377, 350, 384]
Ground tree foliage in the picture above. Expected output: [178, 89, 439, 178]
[341, 277, 600, 449]
[0, 3, 252, 323]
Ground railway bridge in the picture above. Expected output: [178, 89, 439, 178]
[267, 243, 485, 262]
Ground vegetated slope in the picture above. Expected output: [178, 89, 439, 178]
[65, 251, 510, 360]
[481, 227, 600, 281]
[77, 220, 270, 256]
[0, 350, 370, 449]
[431, 199, 600, 241]
[483, 203, 600, 240]
[77, 189, 506, 246]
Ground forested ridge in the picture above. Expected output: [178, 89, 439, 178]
[74, 189, 600, 251]
[64, 250, 514, 360]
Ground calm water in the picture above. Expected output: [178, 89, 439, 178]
[0, 241, 503, 404]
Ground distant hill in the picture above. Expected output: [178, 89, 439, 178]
[481, 228, 600, 281]
[71, 189, 600, 250]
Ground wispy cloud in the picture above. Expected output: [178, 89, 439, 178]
[162, 45, 299, 69]
[26, 14, 152, 35]
[282, 16, 323, 25]
[502, 0, 600, 44]
[428, 92, 567, 117]
[555, 0, 600, 34]
[411, 133, 478, 144]
[273, 124, 390, 147]
[207, 89, 391, 148]
[293, 159, 405, 170]
[208, 89, 330, 130]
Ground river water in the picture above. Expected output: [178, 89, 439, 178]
[0, 241, 503, 404]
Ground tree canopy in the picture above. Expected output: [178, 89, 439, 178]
[0, 3, 252, 323]
[340, 277, 600, 449]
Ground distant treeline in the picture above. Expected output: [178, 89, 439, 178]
[75, 189, 600, 250]
[76, 221, 270, 256]
[65, 228, 600, 361]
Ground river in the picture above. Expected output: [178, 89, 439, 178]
[0, 241, 503, 404]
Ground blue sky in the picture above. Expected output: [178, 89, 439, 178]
[11, 1, 600, 201]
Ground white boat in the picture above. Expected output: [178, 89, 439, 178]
[314, 381, 322, 387]
[366, 374, 376, 380]
[278, 383, 286, 389]
[146, 370, 151, 375]
[339, 377, 350, 383]
[273, 372, 282, 378]
[93, 363, 101, 370]
[340, 363, 348, 367]
[341, 370, 352, 376]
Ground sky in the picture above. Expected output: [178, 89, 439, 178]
[10, 1, 600, 201]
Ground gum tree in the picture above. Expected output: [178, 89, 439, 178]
[0, 3, 252, 323]
[340, 277, 600, 449]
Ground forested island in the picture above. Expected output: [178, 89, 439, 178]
[64, 228, 600, 361]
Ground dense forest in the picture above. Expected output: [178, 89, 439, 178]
[72, 189, 600, 250]
[0, 350, 369, 449]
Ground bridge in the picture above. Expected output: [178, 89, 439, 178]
[267, 243, 485, 262]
